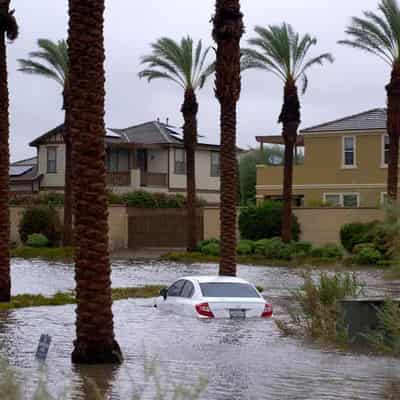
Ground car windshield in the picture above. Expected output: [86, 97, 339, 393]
[199, 283, 260, 298]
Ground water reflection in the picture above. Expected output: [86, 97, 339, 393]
[1, 260, 399, 399]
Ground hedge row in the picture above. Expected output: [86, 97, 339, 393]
[197, 238, 343, 260]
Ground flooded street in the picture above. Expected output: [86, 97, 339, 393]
[1, 259, 399, 399]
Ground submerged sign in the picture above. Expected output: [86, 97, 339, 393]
[35, 334, 52, 361]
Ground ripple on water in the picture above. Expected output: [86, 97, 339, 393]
[2, 259, 399, 399]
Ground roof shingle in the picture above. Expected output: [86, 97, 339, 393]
[301, 108, 387, 133]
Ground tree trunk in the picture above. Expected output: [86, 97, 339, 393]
[68, 0, 122, 364]
[386, 63, 400, 203]
[62, 89, 73, 247]
[213, 0, 244, 276]
[0, 0, 11, 302]
[279, 80, 300, 243]
[181, 88, 198, 252]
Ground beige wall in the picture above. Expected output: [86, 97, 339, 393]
[38, 143, 66, 188]
[256, 130, 392, 207]
[169, 148, 220, 192]
[203, 206, 386, 247]
[10, 205, 128, 251]
[147, 149, 168, 174]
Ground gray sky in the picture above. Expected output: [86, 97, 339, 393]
[8, 0, 389, 161]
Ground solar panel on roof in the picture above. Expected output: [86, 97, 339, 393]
[10, 165, 33, 176]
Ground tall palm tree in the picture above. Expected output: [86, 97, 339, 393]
[18, 39, 73, 246]
[243, 24, 333, 242]
[0, 1, 17, 302]
[339, 0, 400, 203]
[138, 37, 214, 252]
[212, 0, 244, 276]
[68, 0, 122, 363]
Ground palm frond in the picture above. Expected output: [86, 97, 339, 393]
[17, 59, 64, 86]
[339, 0, 400, 66]
[244, 23, 333, 93]
[139, 36, 213, 91]
[18, 38, 68, 88]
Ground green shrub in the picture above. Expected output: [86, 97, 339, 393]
[236, 240, 254, 255]
[353, 243, 383, 265]
[125, 190, 157, 208]
[291, 272, 363, 340]
[201, 242, 220, 256]
[292, 241, 313, 255]
[254, 239, 270, 255]
[26, 233, 49, 248]
[311, 244, 343, 259]
[239, 200, 300, 241]
[18, 206, 61, 246]
[37, 192, 64, 207]
[107, 191, 125, 205]
[197, 238, 219, 252]
[340, 221, 378, 253]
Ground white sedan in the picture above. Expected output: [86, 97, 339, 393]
[155, 276, 273, 319]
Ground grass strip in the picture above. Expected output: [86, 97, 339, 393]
[11, 247, 75, 261]
[0, 285, 164, 311]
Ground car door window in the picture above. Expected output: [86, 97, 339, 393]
[180, 281, 195, 298]
[167, 280, 186, 297]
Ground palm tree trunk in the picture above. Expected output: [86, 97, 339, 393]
[213, 0, 244, 277]
[181, 88, 198, 252]
[0, 0, 11, 302]
[68, 0, 122, 364]
[62, 89, 73, 247]
[279, 81, 300, 243]
[386, 63, 400, 202]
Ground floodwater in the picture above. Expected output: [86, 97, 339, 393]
[0, 259, 399, 399]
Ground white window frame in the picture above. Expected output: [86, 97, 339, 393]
[342, 135, 357, 168]
[381, 134, 390, 168]
[323, 192, 360, 208]
[46, 146, 57, 174]
[210, 151, 220, 177]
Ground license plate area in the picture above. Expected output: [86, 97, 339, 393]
[229, 309, 246, 319]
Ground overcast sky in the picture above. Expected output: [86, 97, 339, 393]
[8, 0, 389, 161]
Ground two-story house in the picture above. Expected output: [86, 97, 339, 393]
[11, 120, 222, 203]
[256, 108, 392, 208]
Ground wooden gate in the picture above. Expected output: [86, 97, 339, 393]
[128, 208, 204, 249]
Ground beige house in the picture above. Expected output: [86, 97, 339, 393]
[11, 121, 222, 203]
[256, 108, 392, 208]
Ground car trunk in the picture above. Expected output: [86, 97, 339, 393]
[206, 297, 265, 318]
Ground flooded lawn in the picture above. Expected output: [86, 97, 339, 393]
[1, 259, 399, 399]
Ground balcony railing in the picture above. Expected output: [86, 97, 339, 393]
[141, 172, 168, 187]
[106, 171, 131, 187]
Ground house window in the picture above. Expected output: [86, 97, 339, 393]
[343, 136, 356, 167]
[324, 194, 341, 207]
[383, 134, 390, 166]
[210, 152, 220, 177]
[323, 193, 360, 208]
[174, 149, 186, 175]
[46, 147, 57, 173]
[381, 192, 388, 206]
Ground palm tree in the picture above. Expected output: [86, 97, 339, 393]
[242, 23, 333, 242]
[0, 1, 17, 302]
[339, 0, 400, 203]
[68, 0, 122, 363]
[212, 0, 244, 276]
[138, 37, 214, 252]
[18, 39, 73, 246]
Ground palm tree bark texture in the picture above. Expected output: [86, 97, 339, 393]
[0, 1, 17, 302]
[63, 86, 73, 247]
[279, 80, 300, 242]
[181, 88, 198, 252]
[213, 0, 244, 276]
[68, 0, 122, 364]
[386, 61, 400, 202]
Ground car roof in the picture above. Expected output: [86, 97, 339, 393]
[179, 276, 251, 284]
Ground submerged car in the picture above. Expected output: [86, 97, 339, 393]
[155, 276, 273, 319]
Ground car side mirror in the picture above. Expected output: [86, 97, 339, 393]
[160, 288, 168, 300]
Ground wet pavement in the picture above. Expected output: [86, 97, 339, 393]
[1, 259, 399, 399]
